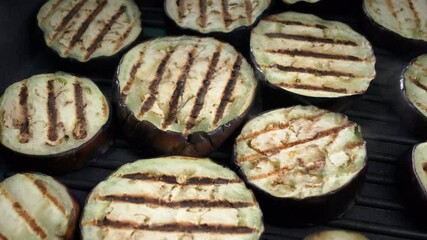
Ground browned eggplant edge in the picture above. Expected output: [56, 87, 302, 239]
[361, 1, 427, 57]
[248, 49, 363, 112]
[390, 60, 427, 138]
[0, 102, 113, 176]
[112, 52, 257, 158]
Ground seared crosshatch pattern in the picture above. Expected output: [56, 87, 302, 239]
[37, 0, 142, 62]
[164, 0, 271, 33]
[251, 12, 376, 98]
[117, 36, 257, 135]
[1, 0, 427, 239]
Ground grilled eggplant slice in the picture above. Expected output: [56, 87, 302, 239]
[363, 0, 427, 56]
[392, 55, 427, 137]
[164, 0, 271, 34]
[234, 105, 367, 225]
[114, 36, 257, 157]
[0, 72, 111, 174]
[304, 230, 369, 240]
[282, 0, 321, 4]
[0, 173, 80, 240]
[80, 156, 264, 240]
[251, 12, 376, 110]
[37, 0, 142, 62]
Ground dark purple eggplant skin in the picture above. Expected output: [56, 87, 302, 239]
[0, 108, 112, 175]
[250, 50, 363, 112]
[390, 62, 427, 138]
[361, 3, 427, 58]
[232, 148, 367, 226]
[112, 59, 257, 158]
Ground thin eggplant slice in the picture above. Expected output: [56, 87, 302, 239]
[80, 156, 264, 240]
[37, 0, 142, 62]
[0, 173, 80, 240]
[0, 72, 111, 174]
[234, 105, 367, 225]
[304, 229, 369, 240]
[250, 11, 376, 108]
[114, 36, 257, 157]
[164, 0, 271, 34]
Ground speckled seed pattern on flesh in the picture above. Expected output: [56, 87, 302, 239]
[251, 12, 376, 98]
[164, 0, 271, 33]
[364, 0, 427, 42]
[117, 36, 257, 135]
[0, 72, 110, 155]
[235, 105, 367, 199]
[37, 0, 142, 62]
[80, 157, 264, 240]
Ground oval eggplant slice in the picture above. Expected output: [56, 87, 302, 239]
[363, 0, 427, 55]
[114, 36, 257, 157]
[0, 72, 111, 174]
[234, 105, 367, 225]
[0, 172, 80, 240]
[393, 55, 427, 137]
[164, 0, 271, 34]
[80, 156, 264, 240]
[37, 0, 142, 62]
[304, 229, 369, 240]
[250, 12, 376, 108]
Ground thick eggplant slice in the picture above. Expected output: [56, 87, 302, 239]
[114, 36, 257, 157]
[164, 0, 271, 34]
[0, 72, 111, 174]
[0, 173, 80, 240]
[392, 55, 427, 137]
[250, 12, 376, 110]
[304, 229, 369, 240]
[234, 105, 367, 225]
[363, 0, 427, 56]
[37, 0, 142, 62]
[80, 156, 264, 240]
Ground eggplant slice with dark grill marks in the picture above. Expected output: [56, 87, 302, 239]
[363, 0, 427, 55]
[251, 12, 376, 100]
[80, 156, 264, 240]
[37, 0, 141, 62]
[0, 72, 111, 174]
[0, 173, 80, 240]
[304, 230, 369, 240]
[234, 105, 367, 225]
[114, 36, 257, 157]
[164, 0, 271, 33]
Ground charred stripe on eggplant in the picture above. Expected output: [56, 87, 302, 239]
[121, 172, 241, 185]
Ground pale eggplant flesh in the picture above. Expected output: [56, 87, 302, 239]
[114, 36, 257, 157]
[37, 0, 142, 62]
[392, 55, 427, 137]
[0, 173, 80, 240]
[250, 12, 376, 110]
[0, 72, 112, 174]
[304, 229, 369, 240]
[80, 156, 264, 240]
[362, 0, 427, 56]
[234, 105, 367, 225]
[164, 0, 271, 34]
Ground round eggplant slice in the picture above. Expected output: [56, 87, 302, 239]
[0, 172, 80, 240]
[114, 36, 257, 157]
[234, 105, 367, 225]
[0, 72, 111, 174]
[250, 12, 376, 110]
[37, 0, 142, 62]
[363, 0, 427, 56]
[164, 0, 271, 34]
[80, 156, 264, 240]
[392, 55, 427, 137]
[304, 229, 369, 240]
